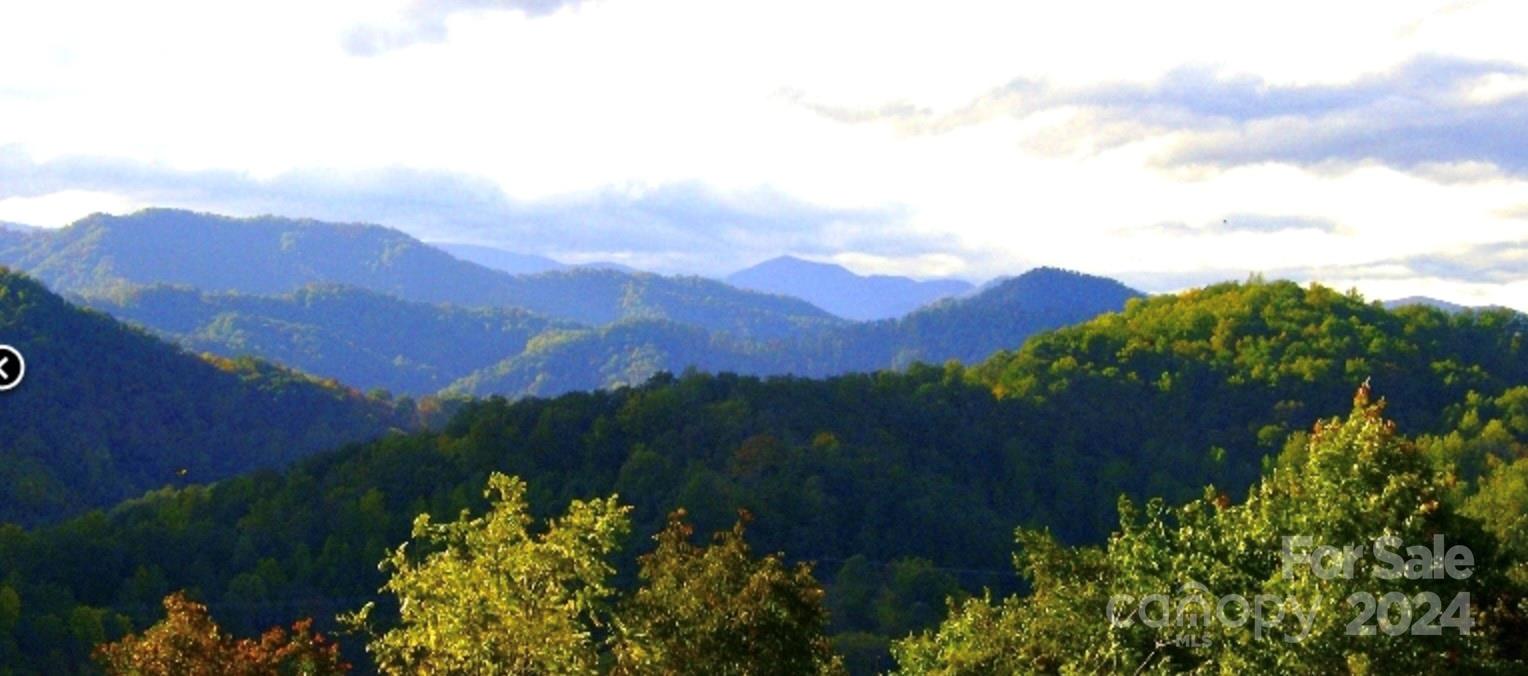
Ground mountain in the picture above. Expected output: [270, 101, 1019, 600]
[432, 242, 566, 275]
[0, 224, 34, 251]
[0, 221, 39, 234]
[82, 284, 574, 395]
[1383, 295, 1471, 313]
[445, 319, 762, 398]
[506, 267, 842, 340]
[0, 209, 842, 340]
[22, 215, 1133, 399]
[727, 255, 973, 320]
[574, 260, 642, 273]
[0, 228, 26, 252]
[5, 279, 1524, 672]
[0, 269, 422, 526]
[449, 267, 1140, 396]
[817, 267, 1142, 368]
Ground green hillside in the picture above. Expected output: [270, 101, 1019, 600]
[84, 284, 573, 395]
[0, 269, 424, 526]
[449, 268, 1141, 396]
[2, 279, 1523, 671]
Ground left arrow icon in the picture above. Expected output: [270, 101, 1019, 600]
[0, 345, 25, 392]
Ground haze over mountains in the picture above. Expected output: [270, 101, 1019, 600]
[0, 209, 1142, 399]
[727, 255, 974, 321]
[0, 209, 840, 340]
[436, 245, 980, 321]
[430, 242, 566, 276]
[2, 209, 1526, 674]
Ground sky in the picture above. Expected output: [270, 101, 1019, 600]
[0, 0, 1525, 309]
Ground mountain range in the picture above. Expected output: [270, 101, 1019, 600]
[0, 209, 839, 340]
[75, 267, 1137, 398]
[82, 283, 574, 395]
[0, 221, 38, 234]
[5, 276, 1524, 673]
[727, 255, 973, 321]
[445, 267, 1141, 397]
[0, 209, 1142, 399]
[430, 242, 567, 275]
[1, 208, 1524, 673]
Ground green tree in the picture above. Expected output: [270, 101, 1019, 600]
[896, 387, 1520, 674]
[344, 473, 630, 675]
[613, 509, 845, 675]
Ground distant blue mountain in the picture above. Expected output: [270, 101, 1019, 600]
[1383, 296, 1469, 313]
[433, 242, 567, 275]
[0, 221, 40, 233]
[726, 255, 974, 320]
[0, 209, 840, 340]
[575, 260, 642, 274]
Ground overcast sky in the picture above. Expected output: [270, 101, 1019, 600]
[1, 0, 1525, 309]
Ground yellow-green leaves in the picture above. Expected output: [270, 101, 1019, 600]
[347, 473, 630, 675]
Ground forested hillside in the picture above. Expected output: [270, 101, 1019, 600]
[0, 269, 426, 526]
[449, 268, 1140, 396]
[2, 280, 1523, 672]
[816, 266, 1143, 368]
[83, 284, 573, 395]
[444, 319, 762, 397]
[73, 263, 1137, 398]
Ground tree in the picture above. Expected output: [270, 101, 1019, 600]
[896, 386, 1520, 673]
[613, 509, 845, 675]
[93, 591, 347, 675]
[343, 473, 630, 674]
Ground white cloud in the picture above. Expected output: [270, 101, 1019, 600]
[0, 0, 1524, 310]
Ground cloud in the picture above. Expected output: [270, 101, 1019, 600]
[1394, 241, 1526, 284]
[1120, 239, 1526, 302]
[0, 147, 942, 276]
[774, 80, 1051, 135]
[344, 0, 591, 55]
[1143, 214, 1342, 237]
[789, 56, 1528, 180]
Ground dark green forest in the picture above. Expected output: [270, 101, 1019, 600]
[0, 270, 432, 526]
[83, 284, 576, 395]
[1, 279, 1524, 672]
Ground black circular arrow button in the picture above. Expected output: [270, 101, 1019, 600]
[0, 344, 24, 392]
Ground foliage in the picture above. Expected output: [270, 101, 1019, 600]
[94, 591, 347, 676]
[343, 473, 630, 674]
[0, 280, 1524, 672]
[894, 388, 1524, 673]
[612, 509, 845, 675]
